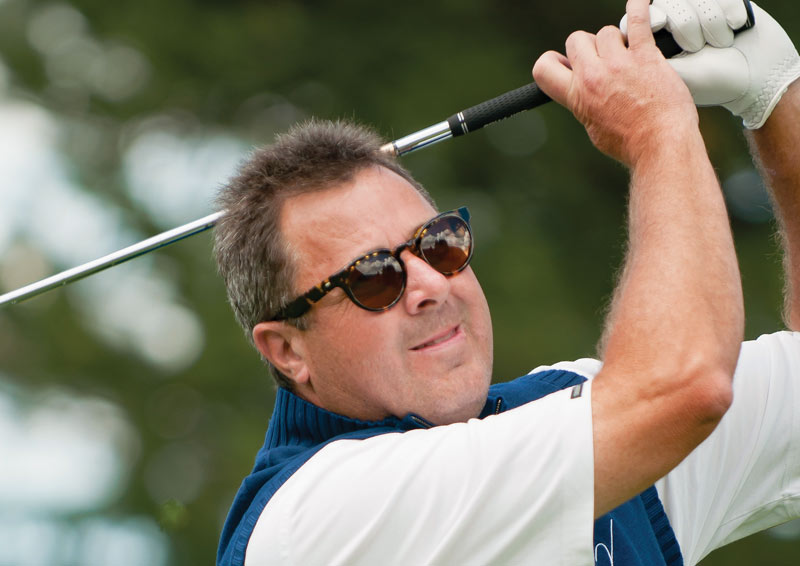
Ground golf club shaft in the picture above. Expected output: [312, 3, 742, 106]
[0, 213, 221, 306]
[0, 82, 556, 308]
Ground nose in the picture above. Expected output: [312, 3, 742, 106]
[401, 249, 451, 315]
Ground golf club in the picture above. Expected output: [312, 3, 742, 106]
[0, 1, 754, 308]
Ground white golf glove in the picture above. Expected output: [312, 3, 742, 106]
[622, 1, 800, 129]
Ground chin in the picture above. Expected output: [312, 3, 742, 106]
[429, 388, 489, 426]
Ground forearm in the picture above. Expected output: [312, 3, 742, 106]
[594, 125, 744, 515]
[604, 130, 743, 376]
[533, 0, 744, 517]
[746, 81, 800, 330]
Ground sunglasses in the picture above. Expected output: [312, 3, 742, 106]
[270, 207, 473, 321]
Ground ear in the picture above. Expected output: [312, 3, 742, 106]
[252, 321, 311, 387]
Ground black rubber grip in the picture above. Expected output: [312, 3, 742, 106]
[445, 0, 754, 138]
[447, 83, 551, 137]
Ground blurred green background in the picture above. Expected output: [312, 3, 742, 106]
[0, 0, 797, 564]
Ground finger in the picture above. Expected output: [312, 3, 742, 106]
[653, 0, 705, 52]
[596, 25, 627, 58]
[620, 6, 668, 40]
[717, 0, 748, 29]
[565, 30, 599, 65]
[694, 0, 734, 47]
[532, 51, 573, 107]
[625, 0, 657, 48]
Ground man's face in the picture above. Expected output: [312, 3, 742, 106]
[280, 165, 493, 425]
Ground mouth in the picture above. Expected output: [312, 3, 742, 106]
[411, 325, 461, 351]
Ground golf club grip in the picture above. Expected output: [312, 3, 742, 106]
[446, 83, 551, 137]
[446, 0, 754, 137]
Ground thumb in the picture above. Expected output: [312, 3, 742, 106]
[533, 51, 573, 108]
[668, 47, 749, 105]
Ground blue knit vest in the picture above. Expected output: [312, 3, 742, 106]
[217, 369, 683, 566]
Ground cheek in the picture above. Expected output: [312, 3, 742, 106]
[311, 318, 408, 414]
[456, 271, 494, 361]
[457, 271, 491, 320]
[307, 311, 403, 375]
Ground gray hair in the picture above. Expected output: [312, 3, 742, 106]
[213, 118, 435, 389]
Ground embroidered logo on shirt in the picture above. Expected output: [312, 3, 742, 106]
[570, 383, 584, 399]
[595, 518, 615, 565]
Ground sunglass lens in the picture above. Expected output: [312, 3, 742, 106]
[420, 217, 472, 274]
[347, 253, 405, 310]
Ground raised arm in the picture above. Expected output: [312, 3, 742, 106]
[661, 1, 800, 320]
[533, 0, 743, 517]
[746, 82, 800, 329]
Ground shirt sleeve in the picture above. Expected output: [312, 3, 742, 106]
[655, 330, 800, 565]
[245, 382, 595, 566]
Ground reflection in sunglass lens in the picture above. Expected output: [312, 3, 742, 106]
[347, 253, 405, 309]
[340, 214, 472, 311]
[420, 217, 471, 274]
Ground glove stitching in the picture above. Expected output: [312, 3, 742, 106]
[740, 54, 800, 128]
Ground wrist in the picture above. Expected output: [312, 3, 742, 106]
[628, 117, 703, 171]
[750, 76, 800, 132]
[725, 3, 800, 129]
[735, 58, 800, 129]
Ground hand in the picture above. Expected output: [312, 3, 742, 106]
[533, 0, 697, 167]
[623, 1, 800, 129]
[621, 0, 750, 52]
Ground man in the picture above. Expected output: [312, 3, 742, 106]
[215, 0, 800, 564]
